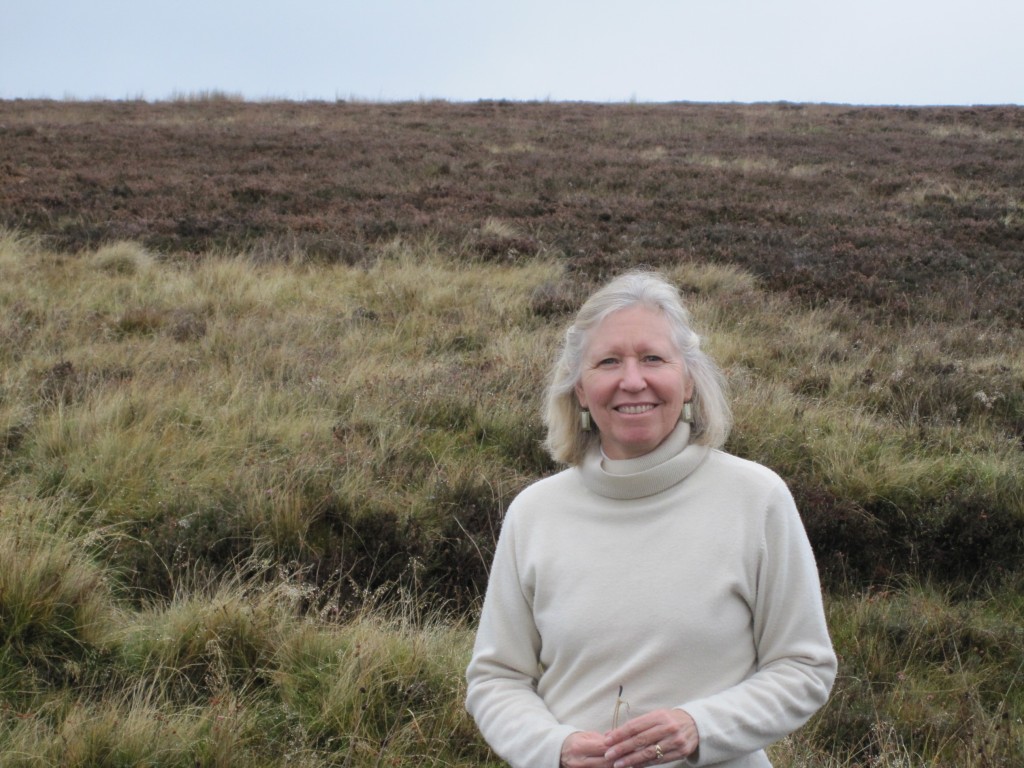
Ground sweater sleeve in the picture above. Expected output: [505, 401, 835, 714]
[465, 507, 579, 768]
[679, 480, 837, 766]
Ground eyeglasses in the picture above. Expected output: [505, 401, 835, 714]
[612, 685, 630, 730]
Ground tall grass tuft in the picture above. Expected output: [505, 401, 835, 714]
[0, 499, 119, 698]
[275, 599, 495, 766]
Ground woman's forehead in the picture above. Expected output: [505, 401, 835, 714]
[586, 306, 677, 350]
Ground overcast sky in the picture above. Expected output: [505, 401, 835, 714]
[2, 0, 1021, 105]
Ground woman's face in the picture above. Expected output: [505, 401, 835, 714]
[575, 305, 693, 460]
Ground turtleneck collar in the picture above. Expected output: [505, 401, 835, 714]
[578, 422, 710, 500]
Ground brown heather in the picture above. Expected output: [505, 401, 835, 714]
[3, 100, 1023, 322]
[0, 99, 1022, 766]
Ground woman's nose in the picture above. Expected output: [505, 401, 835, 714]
[619, 359, 646, 390]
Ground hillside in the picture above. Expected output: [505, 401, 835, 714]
[1, 99, 1022, 766]
[3, 99, 1023, 321]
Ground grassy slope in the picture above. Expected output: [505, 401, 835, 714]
[2, 231, 1021, 766]
[1, 100, 1023, 765]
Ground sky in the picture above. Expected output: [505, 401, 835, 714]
[2, 0, 1022, 106]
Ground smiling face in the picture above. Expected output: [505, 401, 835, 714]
[574, 304, 694, 460]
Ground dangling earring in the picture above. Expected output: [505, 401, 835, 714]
[580, 409, 592, 431]
[682, 401, 694, 423]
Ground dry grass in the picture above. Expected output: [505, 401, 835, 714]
[1, 99, 1022, 766]
[1, 228, 1022, 765]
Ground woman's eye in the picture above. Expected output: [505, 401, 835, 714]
[598, 358, 618, 366]
[643, 355, 664, 363]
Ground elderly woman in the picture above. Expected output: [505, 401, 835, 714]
[466, 271, 837, 768]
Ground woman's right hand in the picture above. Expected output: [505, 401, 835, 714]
[561, 731, 613, 768]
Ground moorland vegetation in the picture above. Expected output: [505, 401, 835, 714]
[0, 99, 1022, 766]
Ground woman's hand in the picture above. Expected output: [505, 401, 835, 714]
[561, 730, 614, 767]
[603, 708, 699, 767]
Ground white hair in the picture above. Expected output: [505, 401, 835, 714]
[543, 270, 732, 466]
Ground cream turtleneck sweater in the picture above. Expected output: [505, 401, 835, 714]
[465, 424, 836, 767]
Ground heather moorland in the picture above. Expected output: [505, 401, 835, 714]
[0, 98, 1022, 766]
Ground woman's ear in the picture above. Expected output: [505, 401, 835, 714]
[574, 382, 588, 409]
[683, 370, 695, 402]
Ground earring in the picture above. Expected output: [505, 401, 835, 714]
[682, 401, 693, 423]
[580, 409, 592, 431]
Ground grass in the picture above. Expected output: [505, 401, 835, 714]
[2, 97, 1024, 768]
[1, 227, 1022, 765]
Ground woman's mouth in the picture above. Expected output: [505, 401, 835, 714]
[615, 404, 656, 415]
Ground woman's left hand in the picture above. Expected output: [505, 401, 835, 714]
[603, 708, 699, 767]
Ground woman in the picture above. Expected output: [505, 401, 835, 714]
[466, 271, 837, 768]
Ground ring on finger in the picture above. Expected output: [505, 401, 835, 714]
[654, 744, 664, 760]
